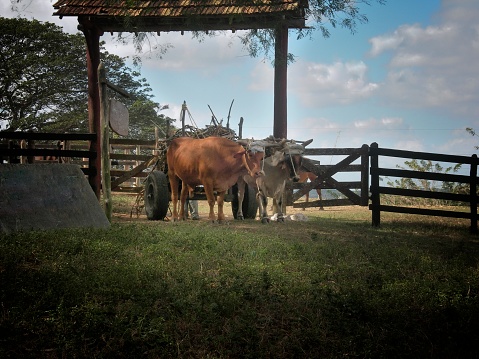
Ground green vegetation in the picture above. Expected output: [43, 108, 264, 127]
[1, 201, 478, 358]
[0, 17, 173, 136]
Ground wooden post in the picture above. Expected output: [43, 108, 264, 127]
[370, 142, 380, 227]
[273, 25, 288, 139]
[98, 63, 112, 222]
[80, 17, 102, 199]
[154, 126, 159, 156]
[27, 139, 34, 164]
[470, 154, 478, 234]
[238, 117, 244, 139]
[360, 144, 369, 206]
[181, 101, 187, 136]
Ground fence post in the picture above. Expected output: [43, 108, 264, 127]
[360, 144, 369, 206]
[471, 154, 478, 234]
[99, 63, 112, 223]
[370, 142, 380, 227]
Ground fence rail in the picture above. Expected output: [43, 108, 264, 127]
[289, 144, 370, 208]
[0, 132, 159, 193]
[0, 131, 97, 178]
[369, 142, 478, 234]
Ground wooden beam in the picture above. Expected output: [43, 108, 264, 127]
[80, 17, 103, 199]
[273, 25, 288, 139]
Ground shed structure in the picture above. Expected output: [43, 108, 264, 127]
[52, 0, 308, 198]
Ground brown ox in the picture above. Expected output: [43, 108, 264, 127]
[167, 137, 265, 222]
[298, 170, 324, 210]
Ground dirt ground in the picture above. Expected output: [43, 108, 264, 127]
[112, 195, 364, 224]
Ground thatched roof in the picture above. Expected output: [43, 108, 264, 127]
[53, 0, 308, 32]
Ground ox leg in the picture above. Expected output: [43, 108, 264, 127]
[274, 193, 285, 222]
[217, 191, 226, 223]
[257, 190, 270, 224]
[318, 189, 324, 210]
[303, 191, 309, 211]
[179, 185, 189, 220]
[169, 175, 180, 221]
[203, 184, 217, 222]
[236, 177, 245, 220]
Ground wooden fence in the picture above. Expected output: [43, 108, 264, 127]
[108, 138, 159, 193]
[369, 142, 479, 234]
[0, 132, 160, 194]
[3, 133, 478, 233]
[288, 144, 370, 208]
[0, 131, 97, 181]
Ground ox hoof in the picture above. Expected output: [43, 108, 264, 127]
[261, 217, 270, 224]
[236, 215, 244, 221]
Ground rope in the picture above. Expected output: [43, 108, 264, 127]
[288, 151, 299, 178]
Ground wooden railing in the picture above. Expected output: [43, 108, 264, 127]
[289, 145, 370, 208]
[0, 131, 97, 177]
[0, 132, 159, 194]
[369, 142, 478, 234]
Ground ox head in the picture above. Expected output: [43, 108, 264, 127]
[236, 139, 269, 178]
[271, 140, 312, 182]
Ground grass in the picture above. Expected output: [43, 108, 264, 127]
[1, 195, 479, 358]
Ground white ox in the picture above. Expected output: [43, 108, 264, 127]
[236, 140, 312, 223]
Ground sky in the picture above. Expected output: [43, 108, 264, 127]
[2, 0, 479, 172]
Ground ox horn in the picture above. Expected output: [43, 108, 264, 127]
[262, 138, 287, 148]
[296, 138, 313, 147]
[236, 139, 250, 146]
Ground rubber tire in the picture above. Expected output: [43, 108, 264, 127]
[144, 171, 169, 220]
[232, 182, 258, 219]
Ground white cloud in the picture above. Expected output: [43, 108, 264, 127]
[248, 62, 274, 91]
[369, 1, 479, 118]
[2, 0, 80, 34]
[393, 139, 425, 153]
[288, 60, 379, 107]
[134, 31, 250, 73]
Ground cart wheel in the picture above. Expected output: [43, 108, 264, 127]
[144, 171, 169, 220]
[232, 182, 258, 219]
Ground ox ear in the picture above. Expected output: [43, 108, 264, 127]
[270, 151, 285, 167]
[233, 150, 246, 158]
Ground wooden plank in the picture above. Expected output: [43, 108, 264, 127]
[304, 148, 361, 156]
[111, 156, 158, 189]
[360, 144, 370, 206]
[292, 181, 361, 190]
[0, 148, 96, 159]
[470, 154, 478, 234]
[294, 198, 353, 208]
[377, 186, 472, 202]
[370, 142, 380, 226]
[323, 176, 361, 205]
[375, 167, 470, 184]
[293, 149, 362, 201]
[110, 153, 153, 161]
[0, 131, 95, 141]
[368, 204, 471, 219]
[374, 147, 474, 165]
[110, 138, 156, 146]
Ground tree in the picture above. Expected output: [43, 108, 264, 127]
[236, 0, 386, 61]
[0, 17, 87, 131]
[128, 100, 171, 140]
[0, 16, 174, 136]
[466, 128, 479, 150]
[9, 0, 386, 63]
